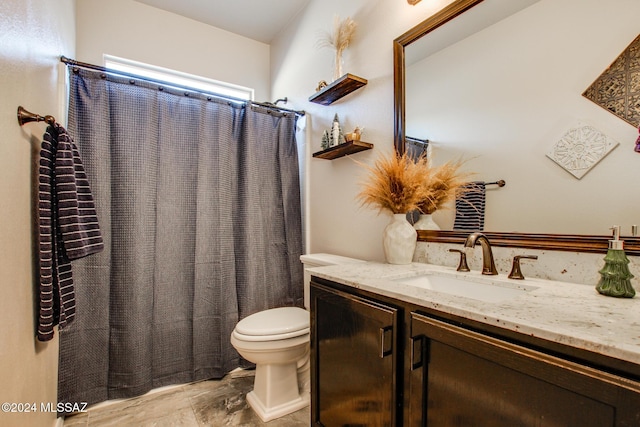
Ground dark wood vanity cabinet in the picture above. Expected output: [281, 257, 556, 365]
[310, 281, 401, 426]
[409, 312, 640, 426]
[311, 277, 640, 427]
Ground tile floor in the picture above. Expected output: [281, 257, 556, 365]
[62, 370, 310, 426]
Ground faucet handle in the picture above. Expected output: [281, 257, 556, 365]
[449, 249, 470, 272]
[508, 255, 538, 280]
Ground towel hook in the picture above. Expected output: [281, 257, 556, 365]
[17, 106, 55, 126]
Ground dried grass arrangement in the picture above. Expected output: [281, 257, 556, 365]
[417, 159, 470, 214]
[357, 152, 428, 215]
[357, 152, 469, 215]
[318, 15, 357, 80]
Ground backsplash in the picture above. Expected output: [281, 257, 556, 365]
[414, 242, 640, 289]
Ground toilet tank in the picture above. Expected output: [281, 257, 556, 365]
[300, 253, 365, 309]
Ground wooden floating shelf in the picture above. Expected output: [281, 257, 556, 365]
[312, 140, 373, 160]
[309, 74, 368, 105]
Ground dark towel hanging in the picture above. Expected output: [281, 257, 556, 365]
[37, 123, 104, 341]
[453, 181, 486, 231]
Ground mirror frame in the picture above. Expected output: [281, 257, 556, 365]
[393, 0, 640, 255]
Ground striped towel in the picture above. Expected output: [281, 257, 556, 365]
[37, 123, 104, 341]
[453, 181, 486, 231]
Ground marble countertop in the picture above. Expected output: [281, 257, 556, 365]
[308, 262, 640, 366]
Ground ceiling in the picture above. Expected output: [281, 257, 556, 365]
[134, 0, 311, 44]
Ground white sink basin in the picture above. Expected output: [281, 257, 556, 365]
[392, 273, 538, 303]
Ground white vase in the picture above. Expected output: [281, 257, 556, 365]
[413, 214, 440, 231]
[383, 214, 417, 265]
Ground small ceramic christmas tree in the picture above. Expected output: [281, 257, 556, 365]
[321, 130, 330, 150]
[596, 226, 635, 298]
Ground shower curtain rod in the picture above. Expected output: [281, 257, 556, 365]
[60, 56, 305, 117]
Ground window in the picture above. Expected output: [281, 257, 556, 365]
[103, 55, 254, 101]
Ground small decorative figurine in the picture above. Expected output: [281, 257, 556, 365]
[316, 80, 328, 92]
[329, 114, 345, 147]
[345, 126, 364, 142]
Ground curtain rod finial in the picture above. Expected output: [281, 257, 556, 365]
[17, 106, 55, 126]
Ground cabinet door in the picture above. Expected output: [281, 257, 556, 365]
[409, 312, 640, 427]
[311, 281, 400, 427]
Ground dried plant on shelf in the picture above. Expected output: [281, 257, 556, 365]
[318, 15, 357, 81]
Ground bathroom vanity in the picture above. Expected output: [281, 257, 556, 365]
[309, 262, 640, 426]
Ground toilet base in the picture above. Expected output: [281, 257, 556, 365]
[246, 389, 309, 422]
[245, 359, 310, 422]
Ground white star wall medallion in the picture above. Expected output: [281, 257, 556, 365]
[546, 123, 619, 179]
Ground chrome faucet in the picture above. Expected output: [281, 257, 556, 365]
[463, 232, 498, 275]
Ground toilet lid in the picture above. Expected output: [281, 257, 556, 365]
[236, 307, 309, 337]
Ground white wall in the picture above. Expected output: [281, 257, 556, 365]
[272, 0, 640, 262]
[76, 0, 272, 102]
[0, 1, 76, 426]
[406, 0, 640, 234]
[271, 0, 458, 262]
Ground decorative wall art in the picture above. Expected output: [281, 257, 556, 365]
[583, 34, 640, 128]
[546, 123, 619, 179]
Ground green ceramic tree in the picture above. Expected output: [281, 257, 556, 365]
[596, 250, 636, 298]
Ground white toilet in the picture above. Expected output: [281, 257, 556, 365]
[230, 253, 365, 422]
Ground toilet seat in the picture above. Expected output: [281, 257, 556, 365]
[234, 307, 309, 342]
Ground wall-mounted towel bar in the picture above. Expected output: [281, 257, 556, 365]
[485, 180, 506, 187]
[17, 106, 55, 126]
[406, 136, 429, 145]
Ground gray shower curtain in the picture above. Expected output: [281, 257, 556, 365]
[58, 68, 303, 408]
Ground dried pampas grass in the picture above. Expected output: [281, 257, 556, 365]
[357, 152, 470, 215]
[318, 15, 357, 79]
[357, 152, 429, 215]
[318, 15, 357, 54]
[417, 159, 470, 214]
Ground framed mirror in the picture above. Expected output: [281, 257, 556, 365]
[393, 0, 640, 255]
